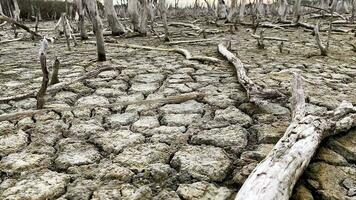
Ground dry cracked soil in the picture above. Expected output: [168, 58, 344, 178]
[0, 19, 355, 200]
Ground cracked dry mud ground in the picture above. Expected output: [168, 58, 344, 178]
[0, 20, 355, 200]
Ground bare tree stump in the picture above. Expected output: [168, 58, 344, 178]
[36, 39, 49, 109]
[75, 0, 88, 40]
[84, 0, 106, 61]
[0, 15, 41, 38]
[50, 57, 60, 85]
[159, 0, 170, 41]
[104, 0, 126, 36]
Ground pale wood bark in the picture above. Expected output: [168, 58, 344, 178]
[239, 0, 246, 21]
[250, 34, 289, 42]
[0, 92, 205, 122]
[278, 0, 288, 21]
[13, 0, 20, 21]
[218, 42, 284, 105]
[0, 15, 41, 38]
[159, 0, 169, 41]
[61, 13, 71, 51]
[235, 75, 356, 200]
[50, 57, 60, 85]
[0, 65, 115, 104]
[227, 0, 237, 22]
[293, 0, 301, 23]
[314, 21, 329, 56]
[0, 1, 4, 15]
[128, 0, 149, 35]
[103, 42, 222, 63]
[75, 0, 88, 40]
[84, 0, 106, 61]
[36, 39, 49, 109]
[217, 0, 228, 20]
[104, 0, 126, 35]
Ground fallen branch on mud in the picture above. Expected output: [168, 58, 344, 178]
[0, 37, 22, 44]
[0, 92, 205, 122]
[0, 14, 41, 38]
[235, 73, 356, 200]
[100, 41, 222, 63]
[250, 34, 289, 42]
[166, 38, 215, 45]
[0, 65, 115, 104]
[218, 42, 284, 105]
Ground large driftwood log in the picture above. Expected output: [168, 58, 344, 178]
[0, 15, 41, 38]
[0, 92, 205, 122]
[235, 74, 356, 200]
[218, 42, 284, 105]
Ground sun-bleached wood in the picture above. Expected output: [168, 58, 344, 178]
[0, 92, 205, 122]
[36, 39, 49, 109]
[104, 0, 126, 35]
[218, 42, 284, 105]
[227, 0, 237, 22]
[84, 0, 106, 61]
[234, 75, 356, 200]
[0, 15, 41, 38]
[103, 42, 222, 63]
[0, 65, 116, 103]
[50, 57, 60, 85]
[217, 0, 228, 19]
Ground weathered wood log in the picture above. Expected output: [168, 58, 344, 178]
[36, 39, 49, 109]
[218, 42, 284, 105]
[84, 0, 106, 61]
[235, 74, 356, 200]
[0, 14, 41, 38]
[0, 37, 22, 44]
[49, 57, 60, 85]
[0, 65, 115, 103]
[278, 0, 288, 21]
[0, 92, 205, 122]
[239, 0, 246, 21]
[104, 0, 126, 35]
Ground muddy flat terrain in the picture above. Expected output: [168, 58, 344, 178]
[0, 18, 355, 199]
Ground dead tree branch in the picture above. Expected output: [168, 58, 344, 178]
[218, 42, 284, 105]
[235, 74, 356, 200]
[0, 14, 41, 38]
[0, 92, 205, 122]
[36, 39, 49, 109]
[0, 65, 115, 104]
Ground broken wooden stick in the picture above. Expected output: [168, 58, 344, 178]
[235, 74, 356, 200]
[0, 65, 115, 103]
[36, 39, 49, 109]
[0, 92, 205, 122]
[250, 34, 289, 42]
[0, 14, 41, 38]
[102, 41, 222, 63]
[218, 42, 284, 105]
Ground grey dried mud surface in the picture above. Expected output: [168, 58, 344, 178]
[0, 20, 355, 200]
